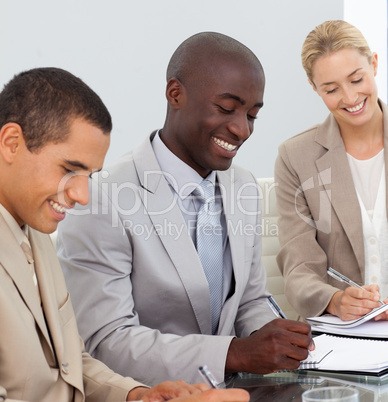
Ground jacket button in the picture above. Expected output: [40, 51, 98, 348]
[61, 363, 69, 375]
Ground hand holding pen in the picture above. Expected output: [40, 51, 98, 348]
[327, 267, 386, 321]
[327, 267, 384, 305]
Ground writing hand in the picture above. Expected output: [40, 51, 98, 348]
[225, 318, 312, 374]
[327, 285, 381, 321]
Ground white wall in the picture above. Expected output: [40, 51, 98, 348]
[0, 1, 385, 177]
[344, 0, 387, 103]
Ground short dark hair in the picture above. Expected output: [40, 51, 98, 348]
[0, 67, 112, 151]
[167, 32, 263, 85]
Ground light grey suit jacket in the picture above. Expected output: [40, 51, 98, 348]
[57, 132, 274, 386]
[275, 100, 388, 319]
[0, 215, 142, 402]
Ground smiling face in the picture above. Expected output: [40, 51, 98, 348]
[311, 48, 380, 131]
[162, 57, 265, 178]
[0, 118, 110, 233]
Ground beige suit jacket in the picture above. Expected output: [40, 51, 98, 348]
[0, 215, 143, 402]
[275, 100, 388, 319]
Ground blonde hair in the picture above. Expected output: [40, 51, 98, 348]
[301, 20, 372, 83]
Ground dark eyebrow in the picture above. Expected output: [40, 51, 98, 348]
[64, 160, 89, 170]
[320, 68, 363, 87]
[218, 93, 263, 108]
[64, 159, 103, 176]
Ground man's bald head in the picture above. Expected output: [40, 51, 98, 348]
[166, 32, 263, 87]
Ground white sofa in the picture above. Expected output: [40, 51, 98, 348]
[257, 177, 298, 320]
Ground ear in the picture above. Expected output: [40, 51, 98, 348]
[371, 52, 378, 76]
[0, 123, 24, 163]
[308, 79, 318, 94]
[165, 78, 185, 110]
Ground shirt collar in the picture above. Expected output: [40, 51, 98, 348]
[152, 131, 216, 199]
[0, 203, 27, 245]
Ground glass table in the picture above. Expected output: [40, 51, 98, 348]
[225, 370, 388, 402]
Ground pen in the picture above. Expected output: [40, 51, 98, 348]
[267, 295, 315, 357]
[327, 267, 384, 305]
[198, 365, 219, 389]
[267, 295, 287, 319]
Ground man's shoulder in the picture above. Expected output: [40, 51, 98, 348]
[97, 134, 156, 182]
[218, 163, 256, 183]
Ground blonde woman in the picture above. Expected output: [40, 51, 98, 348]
[275, 20, 388, 321]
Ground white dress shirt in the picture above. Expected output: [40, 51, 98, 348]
[152, 131, 233, 302]
[347, 150, 388, 298]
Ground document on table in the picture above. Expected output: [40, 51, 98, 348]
[311, 319, 388, 338]
[299, 334, 388, 375]
[306, 303, 388, 329]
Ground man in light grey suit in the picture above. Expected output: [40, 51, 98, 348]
[57, 32, 312, 386]
[0, 67, 248, 402]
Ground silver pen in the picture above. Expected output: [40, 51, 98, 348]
[327, 267, 384, 305]
[198, 365, 219, 389]
[267, 295, 287, 319]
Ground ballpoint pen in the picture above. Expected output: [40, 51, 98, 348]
[267, 295, 315, 356]
[327, 267, 384, 305]
[267, 295, 287, 319]
[198, 365, 219, 389]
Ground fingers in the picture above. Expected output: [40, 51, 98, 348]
[226, 319, 313, 375]
[364, 284, 380, 295]
[258, 320, 311, 365]
[142, 380, 205, 401]
[374, 309, 388, 321]
[347, 286, 380, 303]
[206, 388, 250, 401]
[272, 318, 311, 335]
[170, 388, 250, 402]
[332, 287, 381, 320]
[192, 383, 211, 392]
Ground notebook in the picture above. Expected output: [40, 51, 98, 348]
[306, 303, 388, 329]
[299, 334, 388, 376]
[311, 319, 388, 339]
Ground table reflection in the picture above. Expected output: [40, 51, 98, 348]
[225, 371, 388, 402]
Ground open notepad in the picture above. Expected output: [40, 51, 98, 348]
[311, 319, 388, 338]
[306, 303, 388, 338]
[306, 303, 388, 329]
[299, 334, 388, 375]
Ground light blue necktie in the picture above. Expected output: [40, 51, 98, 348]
[193, 179, 224, 334]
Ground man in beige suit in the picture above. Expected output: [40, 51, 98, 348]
[0, 67, 249, 402]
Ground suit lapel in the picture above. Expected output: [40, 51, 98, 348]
[0, 218, 55, 359]
[133, 135, 212, 334]
[217, 169, 244, 290]
[315, 115, 364, 274]
[29, 229, 63, 364]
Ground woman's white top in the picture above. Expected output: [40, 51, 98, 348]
[347, 149, 388, 298]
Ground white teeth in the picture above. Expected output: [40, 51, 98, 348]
[49, 200, 66, 214]
[213, 137, 237, 151]
[346, 100, 365, 113]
